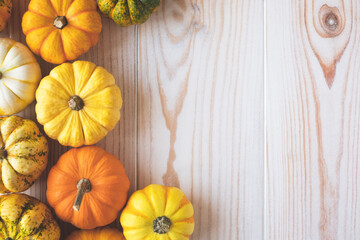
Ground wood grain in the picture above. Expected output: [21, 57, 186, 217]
[6, 0, 137, 238]
[267, 0, 360, 239]
[138, 0, 264, 239]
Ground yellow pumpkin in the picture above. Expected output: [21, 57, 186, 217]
[0, 0, 11, 32]
[0, 38, 42, 116]
[66, 228, 126, 240]
[0, 116, 48, 193]
[0, 193, 60, 239]
[120, 184, 195, 240]
[35, 61, 122, 147]
[22, 0, 102, 64]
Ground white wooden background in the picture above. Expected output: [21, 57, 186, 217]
[267, 0, 360, 239]
[3, 0, 360, 239]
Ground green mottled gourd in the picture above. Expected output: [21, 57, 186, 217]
[0, 194, 60, 240]
[97, 0, 160, 27]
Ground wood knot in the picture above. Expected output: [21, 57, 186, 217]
[325, 13, 338, 31]
[318, 5, 344, 38]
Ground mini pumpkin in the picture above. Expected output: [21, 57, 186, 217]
[97, 0, 160, 27]
[120, 184, 195, 240]
[22, 0, 102, 64]
[66, 228, 126, 240]
[35, 61, 122, 147]
[0, 38, 41, 116]
[0, 116, 48, 193]
[0, 193, 60, 240]
[47, 146, 130, 229]
[0, 0, 11, 32]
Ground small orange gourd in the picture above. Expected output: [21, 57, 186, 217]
[47, 146, 130, 229]
[66, 228, 125, 240]
[22, 0, 102, 64]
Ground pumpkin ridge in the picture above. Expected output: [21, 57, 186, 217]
[0, 42, 14, 69]
[80, 82, 116, 99]
[2, 116, 23, 144]
[124, 204, 153, 220]
[141, 188, 159, 213]
[172, 216, 194, 225]
[128, 0, 152, 24]
[0, 217, 9, 238]
[2, 158, 31, 181]
[38, 29, 57, 57]
[66, 10, 98, 20]
[41, 75, 73, 98]
[169, 203, 194, 220]
[0, 76, 35, 85]
[23, 24, 52, 36]
[66, 21, 99, 35]
[80, 110, 109, 132]
[24, 219, 46, 239]
[0, 85, 22, 114]
[2, 82, 25, 101]
[46, 0, 58, 16]
[64, 0, 76, 16]
[28, 9, 53, 20]
[73, 62, 97, 94]
[163, 185, 169, 215]
[59, 31, 69, 60]
[3, 61, 39, 74]
[85, 190, 119, 212]
[6, 135, 45, 154]
[50, 166, 79, 184]
[14, 201, 39, 236]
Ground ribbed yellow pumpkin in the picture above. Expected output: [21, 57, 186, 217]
[120, 184, 195, 240]
[35, 61, 122, 147]
[0, 116, 48, 193]
[0, 38, 41, 116]
[0, 194, 60, 240]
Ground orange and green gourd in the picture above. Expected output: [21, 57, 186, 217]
[0, 116, 48, 193]
[0, 193, 60, 240]
[97, 0, 160, 27]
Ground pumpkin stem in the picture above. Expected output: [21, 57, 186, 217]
[68, 95, 84, 111]
[0, 147, 7, 160]
[73, 178, 91, 211]
[153, 216, 171, 234]
[53, 16, 68, 29]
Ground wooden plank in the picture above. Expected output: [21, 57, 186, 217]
[138, 0, 264, 239]
[267, 0, 360, 239]
[8, 0, 137, 238]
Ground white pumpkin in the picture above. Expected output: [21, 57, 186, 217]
[0, 38, 41, 115]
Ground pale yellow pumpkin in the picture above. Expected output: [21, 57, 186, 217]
[0, 116, 48, 193]
[35, 61, 122, 147]
[0, 38, 41, 116]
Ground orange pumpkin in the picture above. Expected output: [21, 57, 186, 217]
[46, 146, 130, 229]
[22, 0, 102, 64]
[66, 228, 125, 240]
